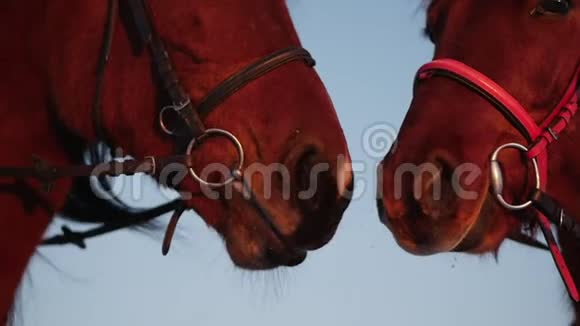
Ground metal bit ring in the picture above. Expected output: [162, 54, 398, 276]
[186, 129, 244, 188]
[490, 143, 541, 211]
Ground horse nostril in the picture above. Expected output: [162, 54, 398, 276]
[415, 157, 457, 219]
[289, 146, 341, 249]
[294, 148, 335, 217]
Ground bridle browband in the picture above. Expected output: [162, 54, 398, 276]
[0, 0, 316, 254]
[415, 59, 580, 301]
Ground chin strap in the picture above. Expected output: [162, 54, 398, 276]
[161, 203, 186, 256]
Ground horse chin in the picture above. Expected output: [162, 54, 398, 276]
[380, 178, 494, 256]
[223, 217, 308, 270]
[451, 194, 497, 253]
[218, 196, 307, 270]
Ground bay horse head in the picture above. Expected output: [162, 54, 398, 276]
[379, 0, 579, 303]
[0, 0, 353, 318]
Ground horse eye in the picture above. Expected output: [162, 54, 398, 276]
[533, 0, 571, 15]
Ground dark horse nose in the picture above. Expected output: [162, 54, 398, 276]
[290, 146, 352, 250]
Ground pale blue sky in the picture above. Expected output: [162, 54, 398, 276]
[16, 1, 572, 325]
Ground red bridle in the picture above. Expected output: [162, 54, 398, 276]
[415, 59, 580, 301]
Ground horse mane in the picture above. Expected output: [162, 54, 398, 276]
[44, 96, 174, 247]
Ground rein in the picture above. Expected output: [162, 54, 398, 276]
[1, 0, 316, 254]
[415, 59, 580, 301]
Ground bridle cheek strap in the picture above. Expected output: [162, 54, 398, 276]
[417, 59, 580, 302]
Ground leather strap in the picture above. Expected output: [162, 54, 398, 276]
[42, 199, 183, 248]
[416, 60, 541, 142]
[197, 47, 315, 117]
[92, 0, 118, 140]
[528, 85, 579, 159]
[125, 0, 205, 137]
[0, 155, 192, 184]
[532, 190, 580, 238]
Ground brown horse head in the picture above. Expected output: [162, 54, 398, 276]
[56, 1, 354, 267]
[379, 0, 578, 255]
[1, 0, 353, 318]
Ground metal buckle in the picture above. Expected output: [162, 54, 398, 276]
[547, 127, 559, 140]
[489, 143, 541, 211]
[186, 129, 244, 188]
[159, 99, 192, 136]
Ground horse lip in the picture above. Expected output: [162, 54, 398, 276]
[442, 171, 493, 252]
[450, 193, 495, 252]
[283, 251, 307, 266]
[262, 226, 307, 267]
[231, 179, 307, 262]
[378, 184, 491, 255]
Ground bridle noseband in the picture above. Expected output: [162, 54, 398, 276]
[415, 59, 580, 301]
[0, 0, 316, 255]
